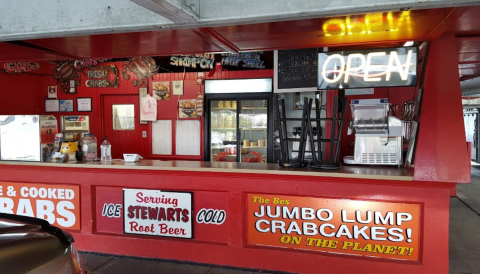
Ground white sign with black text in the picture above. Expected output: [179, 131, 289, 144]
[196, 208, 226, 225]
[123, 189, 193, 239]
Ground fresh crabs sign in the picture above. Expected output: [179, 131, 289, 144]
[85, 65, 120, 88]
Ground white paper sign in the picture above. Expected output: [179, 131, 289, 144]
[123, 189, 193, 239]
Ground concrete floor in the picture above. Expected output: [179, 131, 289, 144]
[80, 167, 480, 274]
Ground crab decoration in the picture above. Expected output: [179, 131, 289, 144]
[50, 61, 81, 93]
[213, 152, 234, 162]
[243, 151, 266, 163]
[122, 57, 159, 86]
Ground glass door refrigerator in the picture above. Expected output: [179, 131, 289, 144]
[204, 78, 273, 163]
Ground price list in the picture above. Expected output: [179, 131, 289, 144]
[277, 48, 318, 90]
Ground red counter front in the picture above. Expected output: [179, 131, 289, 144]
[0, 161, 450, 274]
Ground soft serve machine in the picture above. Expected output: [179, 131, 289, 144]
[343, 99, 403, 166]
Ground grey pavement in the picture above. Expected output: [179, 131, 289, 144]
[80, 165, 480, 274]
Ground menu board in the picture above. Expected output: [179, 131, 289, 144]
[274, 48, 319, 93]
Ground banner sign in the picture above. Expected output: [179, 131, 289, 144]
[0, 182, 81, 230]
[166, 51, 273, 72]
[85, 65, 120, 88]
[317, 47, 417, 89]
[247, 194, 420, 261]
[123, 189, 193, 239]
[4, 62, 40, 73]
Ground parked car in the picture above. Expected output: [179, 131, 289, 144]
[0, 213, 89, 274]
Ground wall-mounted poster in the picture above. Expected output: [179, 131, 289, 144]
[77, 97, 92, 112]
[60, 100, 74, 112]
[179, 99, 197, 118]
[48, 86, 57, 99]
[123, 188, 193, 239]
[152, 81, 170, 100]
[172, 80, 184, 95]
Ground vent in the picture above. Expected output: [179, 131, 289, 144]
[361, 153, 398, 164]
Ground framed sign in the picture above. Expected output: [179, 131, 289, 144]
[172, 80, 184, 95]
[77, 97, 92, 112]
[68, 80, 77, 94]
[293, 92, 321, 110]
[123, 189, 193, 239]
[317, 47, 418, 89]
[44, 99, 60, 112]
[59, 99, 74, 112]
[47, 86, 57, 98]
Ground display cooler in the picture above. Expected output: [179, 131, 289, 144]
[204, 78, 274, 163]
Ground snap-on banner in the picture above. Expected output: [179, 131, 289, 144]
[0, 182, 80, 230]
[247, 194, 420, 261]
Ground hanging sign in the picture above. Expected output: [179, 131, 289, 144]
[221, 52, 266, 69]
[123, 189, 193, 239]
[4, 62, 40, 73]
[85, 65, 120, 88]
[165, 52, 273, 72]
[247, 194, 420, 261]
[317, 47, 417, 89]
[170, 54, 215, 70]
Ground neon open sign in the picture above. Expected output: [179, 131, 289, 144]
[317, 47, 417, 89]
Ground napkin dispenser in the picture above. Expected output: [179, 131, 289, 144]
[123, 154, 143, 162]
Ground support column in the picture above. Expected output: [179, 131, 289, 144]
[414, 33, 470, 183]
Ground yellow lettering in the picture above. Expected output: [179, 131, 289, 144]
[327, 240, 338, 249]
[341, 241, 354, 250]
[373, 245, 386, 253]
[361, 244, 373, 252]
[305, 238, 316, 246]
[384, 245, 397, 254]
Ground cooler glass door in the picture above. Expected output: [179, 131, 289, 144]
[239, 100, 268, 163]
[210, 100, 238, 162]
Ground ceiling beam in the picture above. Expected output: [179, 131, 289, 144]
[130, 0, 199, 23]
[193, 28, 240, 53]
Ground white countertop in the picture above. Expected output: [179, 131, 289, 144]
[0, 160, 413, 181]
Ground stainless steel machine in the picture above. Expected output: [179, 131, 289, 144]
[343, 99, 403, 166]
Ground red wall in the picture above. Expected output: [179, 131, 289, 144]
[0, 72, 43, 114]
[0, 65, 273, 160]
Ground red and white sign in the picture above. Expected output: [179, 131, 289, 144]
[123, 189, 193, 239]
[0, 182, 80, 230]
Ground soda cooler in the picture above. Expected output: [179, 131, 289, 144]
[204, 78, 273, 163]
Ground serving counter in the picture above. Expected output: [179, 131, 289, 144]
[0, 160, 450, 274]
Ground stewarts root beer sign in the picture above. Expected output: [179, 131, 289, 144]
[248, 194, 420, 261]
[123, 189, 193, 239]
[0, 182, 80, 230]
